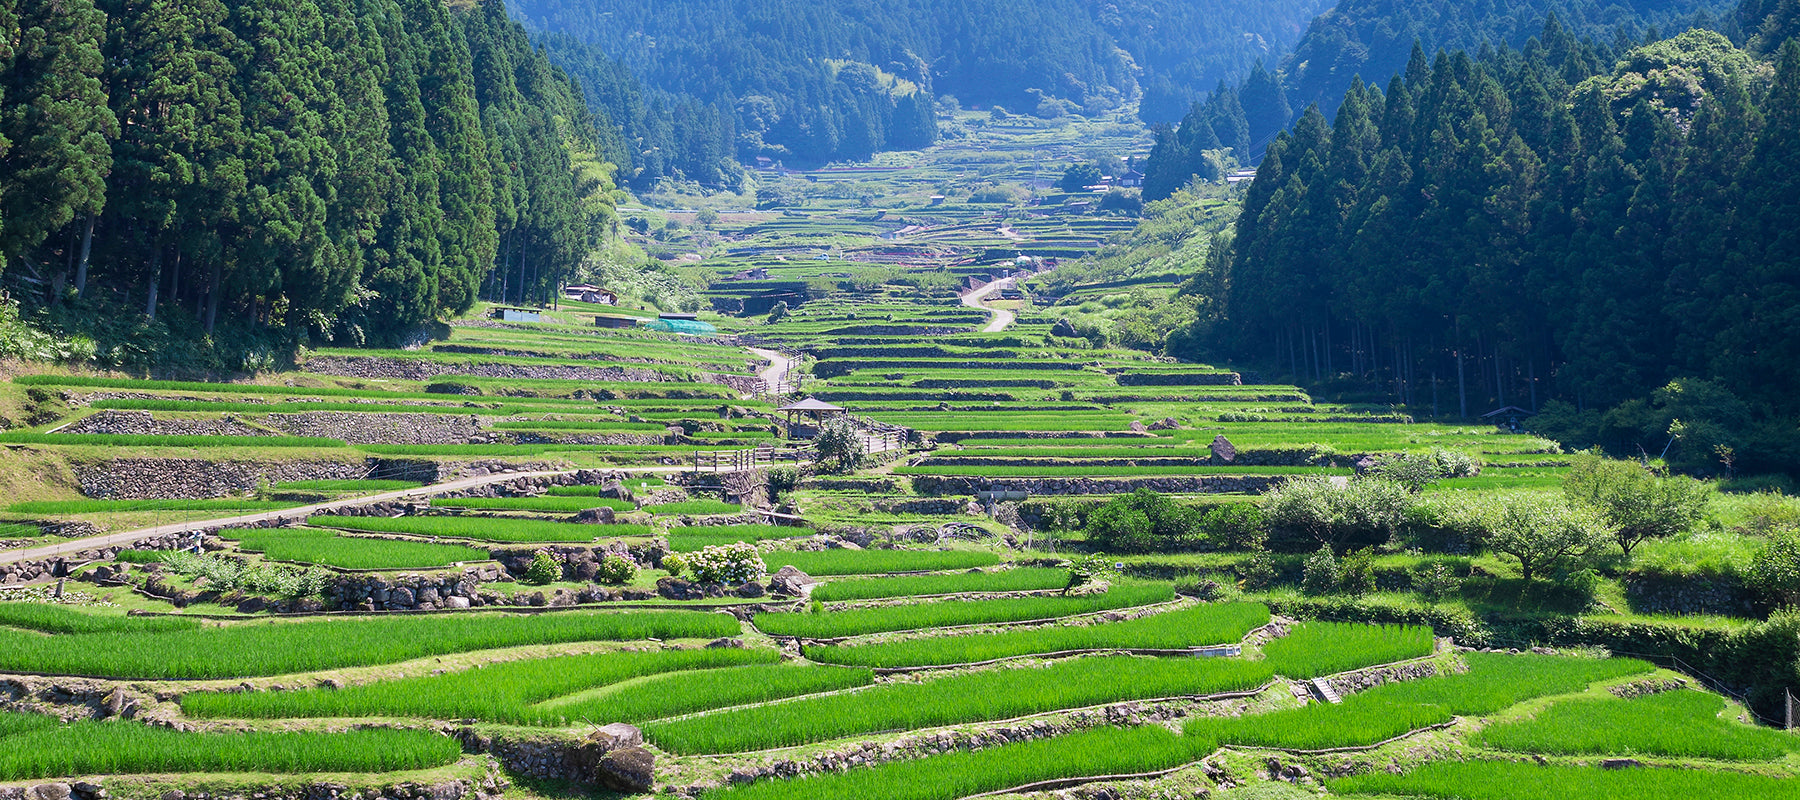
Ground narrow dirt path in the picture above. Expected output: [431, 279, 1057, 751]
[747, 347, 794, 395]
[961, 278, 1017, 333]
[0, 464, 693, 566]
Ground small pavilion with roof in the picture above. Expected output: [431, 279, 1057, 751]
[777, 397, 847, 439]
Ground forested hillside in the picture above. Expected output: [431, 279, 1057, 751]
[507, 0, 1330, 182]
[1182, 26, 1800, 475]
[0, 0, 613, 364]
[1143, 0, 1732, 196]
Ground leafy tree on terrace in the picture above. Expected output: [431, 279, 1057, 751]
[1481, 493, 1608, 581]
[1562, 451, 1712, 556]
[1085, 489, 1198, 553]
[1056, 163, 1105, 193]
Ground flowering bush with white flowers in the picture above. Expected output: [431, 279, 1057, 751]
[687, 541, 765, 585]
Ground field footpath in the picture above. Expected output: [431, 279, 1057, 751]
[961, 278, 1017, 333]
[0, 464, 694, 567]
[747, 347, 796, 393]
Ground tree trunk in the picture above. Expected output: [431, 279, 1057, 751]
[1495, 345, 1505, 408]
[75, 214, 96, 299]
[204, 259, 222, 334]
[1528, 360, 1538, 411]
[144, 248, 163, 319]
[1456, 347, 1468, 418]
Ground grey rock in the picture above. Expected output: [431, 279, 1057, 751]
[592, 747, 654, 793]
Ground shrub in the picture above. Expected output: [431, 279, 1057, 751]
[597, 554, 637, 585]
[1339, 547, 1376, 595]
[1200, 504, 1266, 550]
[523, 550, 564, 585]
[1373, 448, 1482, 491]
[813, 416, 866, 474]
[661, 552, 689, 577]
[1747, 527, 1800, 606]
[689, 542, 765, 585]
[1263, 476, 1412, 551]
[1083, 489, 1197, 553]
[1238, 550, 1278, 589]
[1412, 561, 1463, 602]
[1301, 545, 1340, 596]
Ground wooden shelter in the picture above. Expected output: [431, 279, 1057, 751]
[777, 397, 847, 439]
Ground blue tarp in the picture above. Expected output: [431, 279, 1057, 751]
[644, 318, 718, 335]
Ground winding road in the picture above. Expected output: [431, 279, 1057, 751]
[961, 278, 1017, 333]
[747, 347, 796, 395]
[0, 465, 693, 567]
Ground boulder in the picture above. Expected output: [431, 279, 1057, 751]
[443, 595, 471, 609]
[1209, 434, 1236, 463]
[706, 637, 745, 649]
[1148, 417, 1180, 430]
[1129, 420, 1148, 433]
[768, 565, 814, 596]
[28, 785, 72, 800]
[592, 747, 655, 793]
[588, 723, 642, 750]
[573, 506, 615, 525]
[656, 577, 702, 601]
[733, 581, 766, 598]
[1602, 758, 1643, 770]
[1050, 318, 1079, 338]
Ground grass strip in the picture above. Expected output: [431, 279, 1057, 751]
[0, 609, 739, 679]
[1474, 689, 1800, 760]
[310, 515, 650, 543]
[668, 525, 814, 552]
[1258, 621, 1436, 678]
[644, 500, 742, 515]
[0, 604, 200, 634]
[645, 655, 1274, 755]
[538, 663, 875, 724]
[430, 497, 635, 513]
[1331, 761, 1799, 799]
[809, 568, 1071, 602]
[0, 433, 343, 448]
[183, 648, 775, 723]
[893, 465, 1349, 477]
[762, 550, 999, 577]
[704, 724, 1203, 800]
[1182, 652, 1654, 751]
[0, 712, 457, 779]
[228, 528, 488, 570]
[804, 602, 1270, 668]
[756, 583, 1175, 639]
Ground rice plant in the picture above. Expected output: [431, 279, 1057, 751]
[540, 663, 876, 724]
[0, 712, 459, 779]
[430, 496, 635, 512]
[706, 724, 1206, 800]
[1258, 622, 1436, 678]
[645, 655, 1276, 754]
[1182, 652, 1655, 751]
[0, 609, 739, 679]
[668, 525, 815, 552]
[309, 515, 651, 542]
[229, 528, 488, 570]
[755, 582, 1175, 639]
[809, 568, 1072, 601]
[0, 603, 200, 634]
[1331, 761, 1799, 799]
[1474, 689, 1800, 760]
[761, 550, 1000, 577]
[644, 500, 742, 515]
[805, 602, 1271, 668]
[183, 648, 776, 722]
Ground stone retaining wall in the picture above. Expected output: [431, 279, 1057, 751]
[908, 474, 1287, 497]
[0, 775, 497, 800]
[77, 459, 369, 500]
[264, 412, 490, 445]
[61, 410, 272, 437]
